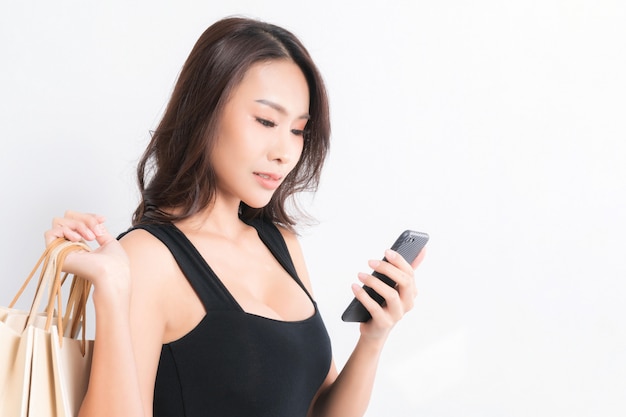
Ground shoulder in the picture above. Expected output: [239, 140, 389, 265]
[118, 227, 179, 298]
[277, 226, 315, 295]
[276, 225, 300, 252]
[119, 227, 175, 268]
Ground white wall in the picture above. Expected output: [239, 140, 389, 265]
[1, 1, 625, 416]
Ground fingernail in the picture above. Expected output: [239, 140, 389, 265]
[385, 249, 396, 260]
[368, 260, 380, 268]
[95, 224, 106, 236]
[358, 272, 368, 282]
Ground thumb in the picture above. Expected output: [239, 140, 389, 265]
[93, 223, 116, 247]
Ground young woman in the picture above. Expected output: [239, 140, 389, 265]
[46, 17, 425, 417]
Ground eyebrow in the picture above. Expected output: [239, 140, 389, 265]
[255, 99, 310, 120]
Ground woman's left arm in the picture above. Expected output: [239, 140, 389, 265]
[280, 229, 425, 417]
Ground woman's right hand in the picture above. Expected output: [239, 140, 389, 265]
[48, 212, 149, 417]
[45, 210, 131, 301]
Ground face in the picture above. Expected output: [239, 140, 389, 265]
[211, 59, 310, 208]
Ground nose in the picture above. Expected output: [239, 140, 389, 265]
[268, 128, 301, 165]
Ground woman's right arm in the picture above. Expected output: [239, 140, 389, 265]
[46, 211, 165, 417]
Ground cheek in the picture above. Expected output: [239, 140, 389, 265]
[287, 141, 305, 173]
[215, 125, 256, 162]
[296, 143, 305, 163]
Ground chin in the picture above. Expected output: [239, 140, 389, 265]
[241, 197, 273, 210]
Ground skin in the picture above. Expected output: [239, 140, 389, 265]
[45, 59, 425, 417]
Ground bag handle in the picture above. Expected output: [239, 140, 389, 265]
[10, 238, 92, 352]
[9, 237, 71, 313]
[64, 274, 92, 338]
[63, 276, 92, 355]
[45, 242, 92, 353]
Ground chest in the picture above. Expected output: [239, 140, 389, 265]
[161, 232, 315, 343]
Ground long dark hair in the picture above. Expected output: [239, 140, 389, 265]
[132, 17, 331, 229]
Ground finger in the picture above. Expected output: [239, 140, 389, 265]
[383, 249, 414, 273]
[368, 258, 413, 289]
[351, 283, 393, 325]
[44, 226, 75, 245]
[64, 211, 107, 236]
[357, 273, 405, 319]
[93, 222, 116, 247]
[384, 249, 422, 306]
[382, 247, 427, 272]
[51, 212, 107, 242]
[359, 267, 417, 314]
[51, 218, 95, 241]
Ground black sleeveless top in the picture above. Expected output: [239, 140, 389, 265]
[125, 218, 332, 417]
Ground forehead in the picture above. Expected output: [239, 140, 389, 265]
[230, 59, 310, 113]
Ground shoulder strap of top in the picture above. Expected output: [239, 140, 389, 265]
[245, 217, 315, 302]
[119, 223, 239, 312]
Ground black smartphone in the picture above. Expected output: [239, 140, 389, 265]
[341, 230, 429, 322]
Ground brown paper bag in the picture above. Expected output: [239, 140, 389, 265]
[0, 239, 93, 417]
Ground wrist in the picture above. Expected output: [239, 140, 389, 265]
[91, 274, 132, 314]
[356, 333, 388, 355]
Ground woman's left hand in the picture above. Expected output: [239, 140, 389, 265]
[351, 248, 426, 342]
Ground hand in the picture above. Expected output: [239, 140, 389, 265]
[45, 210, 130, 300]
[351, 248, 426, 342]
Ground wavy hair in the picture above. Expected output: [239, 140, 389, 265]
[132, 17, 331, 230]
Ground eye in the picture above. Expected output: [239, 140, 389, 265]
[290, 128, 306, 137]
[256, 117, 276, 128]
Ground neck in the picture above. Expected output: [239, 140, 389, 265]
[175, 196, 248, 239]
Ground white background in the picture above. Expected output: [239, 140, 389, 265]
[1, 1, 625, 416]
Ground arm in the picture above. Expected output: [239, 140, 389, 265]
[46, 212, 167, 417]
[280, 229, 425, 417]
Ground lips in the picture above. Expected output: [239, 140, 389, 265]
[253, 171, 283, 190]
[254, 172, 282, 181]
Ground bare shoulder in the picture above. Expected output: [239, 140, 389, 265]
[277, 226, 315, 295]
[276, 226, 303, 262]
[119, 228, 176, 271]
[119, 227, 169, 255]
[276, 225, 299, 249]
[118, 228, 178, 300]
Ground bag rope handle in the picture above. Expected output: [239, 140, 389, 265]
[45, 242, 91, 353]
[10, 238, 92, 354]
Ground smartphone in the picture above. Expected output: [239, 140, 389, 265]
[341, 230, 429, 322]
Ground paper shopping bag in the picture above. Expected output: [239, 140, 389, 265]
[0, 238, 93, 417]
[51, 326, 94, 417]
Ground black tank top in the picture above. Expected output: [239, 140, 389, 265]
[126, 218, 332, 417]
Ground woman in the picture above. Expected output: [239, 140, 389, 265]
[46, 17, 425, 417]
